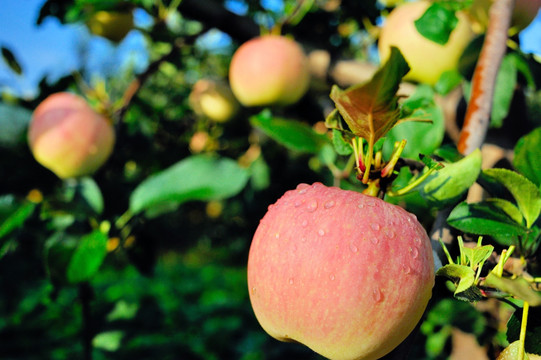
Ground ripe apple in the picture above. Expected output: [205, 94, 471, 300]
[189, 79, 239, 123]
[86, 10, 134, 42]
[248, 182, 434, 360]
[28, 92, 115, 179]
[229, 35, 310, 106]
[378, 0, 474, 85]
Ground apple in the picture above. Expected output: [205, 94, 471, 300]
[247, 182, 434, 360]
[229, 35, 310, 106]
[378, 0, 474, 85]
[28, 92, 115, 179]
[87, 10, 134, 42]
[189, 79, 239, 123]
[497, 340, 541, 360]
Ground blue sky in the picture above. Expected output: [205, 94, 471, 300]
[0, 1, 540, 99]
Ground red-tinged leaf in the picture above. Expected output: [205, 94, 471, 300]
[329, 46, 410, 143]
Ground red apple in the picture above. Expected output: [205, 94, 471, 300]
[248, 183, 434, 360]
[378, 0, 474, 85]
[28, 92, 115, 179]
[229, 35, 310, 106]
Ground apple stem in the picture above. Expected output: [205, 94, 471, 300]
[362, 134, 374, 184]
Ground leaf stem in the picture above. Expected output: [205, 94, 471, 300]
[386, 165, 438, 197]
[518, 301, 529, 360]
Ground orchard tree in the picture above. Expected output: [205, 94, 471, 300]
[0, 0, 540, 359]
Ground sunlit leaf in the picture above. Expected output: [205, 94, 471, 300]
[414, 3, 458, 45]
[483, 168, 541, 228]
[330, 47, 409, 144]
[483, 272, 541, 306]
[130, 155, 249, 215]
[436, 264, 483, 302]
[420, 148, 482, 208]
[250, 110, 328, 153]
[514, 127, 541, 187]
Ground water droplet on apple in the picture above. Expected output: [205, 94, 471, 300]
[318, 229, 325, 236]
[301, 219, 308, 228]
[306, 200, 318, 213]
[329, 274, 335, 281]
[358, 203, 364, 209]
[294, 200, 303, 208]
[275, 233, 280, 239]
[402, 264, 412, 275]
[411, 247, 419, 259]
[300, 237, 307, 243]
[288, 278, 294, 285]
[349, 243, 358, 253]
[370, 223, 380, 231]
[371, 237, 379, 245]
[366, 199, 376, 207]
[372, 287, 383, 303]
[251, 287, 257, 295]
[324, 200, 335, 209]
[414, 237, 421, 245]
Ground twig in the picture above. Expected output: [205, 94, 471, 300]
[457, 0, 514, 155]
[114, 27, 210, 122]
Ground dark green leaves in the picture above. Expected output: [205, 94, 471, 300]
[1, 46, 23, 75]
[130, 155, 249, 215]
[329, 47, 410, 143]
[250, 110, 329, 153]
[414, 3, 458, 45]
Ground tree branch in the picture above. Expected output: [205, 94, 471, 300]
[457, 0, 514, 156]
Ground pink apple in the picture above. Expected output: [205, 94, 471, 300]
[28, 92, 115, 179]
[248, 183, 434, 360]
[229, 35, 310, 106]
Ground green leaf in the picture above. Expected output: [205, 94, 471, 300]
[249, 155, 270, 191]
[92, 331, 124, 351]
[514, 127, 541, 187]
[0, 103, 32, 147]
[130, 155, 249, 215]
[483, 168, 541, 228]
[434, 69, 463, 95]
[250, 110, 328, 153]
[383, 85, 445, 159]
[332, 129, 353, 156]
[0, 201, 36, 240]
[414, 3, 458, 45]
[1, 46, 23, 75]
[484, 272, 541, 306]
[436, 264, 483, 302]
[329, 46, 410, 143]
[78, 177, 104, 214]
[491, 54, 517, 128]
[66, 230, 108, 283]
[448, 201, 528, 238]
[484, 198, 523, 225]
[507, 307, 541, 355]
[420, 148, 482, 208]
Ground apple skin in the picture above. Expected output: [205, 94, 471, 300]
[497, 340, 541, 359]
[87, 10, 134, 42]
[229, 35, 310, 106]
[248, 183, 434, 360]
[28, 92, 115, 179]
[189, 79, 239, 123]
[378, 0, 474, 85]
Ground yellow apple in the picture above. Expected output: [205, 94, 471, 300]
[229, 35, 311, 106]
[87, 10, 134, 42]
[28, 92, 115, 179]
[189, 79, 239, 123]
[378, 0, 474, 85]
